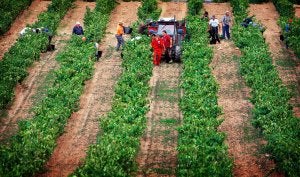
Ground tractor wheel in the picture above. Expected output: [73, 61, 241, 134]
[171, 45, 181, 62]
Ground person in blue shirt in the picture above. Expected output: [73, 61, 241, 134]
[284, 19, 292, 49]
[72, 22, 84, 35]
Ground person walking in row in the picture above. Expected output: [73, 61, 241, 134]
[72, 22, 84, 35]
[221, 11, 231, 40]
[161, 30, 172, 63]
[209, 15, 220, 44]
[151, 33, 164, 66]
[115, 21, 125, 51]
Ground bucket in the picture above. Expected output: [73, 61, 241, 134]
[124, 27, 133, 34]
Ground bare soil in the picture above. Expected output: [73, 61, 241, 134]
[204, 2, 283, 177]
[136, 2, 186, 176]
[249, 2, 300, 117]
[0, 0, 50, 60]
[0, 1, 96, 142]
[36, 2, 140, 177]
[295, 5, 300, 18]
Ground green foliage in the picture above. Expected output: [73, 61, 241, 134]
[72, 36, 152, 177]
[138, 0, 161, 20]
[95, 0, 117, 14]
[0, 0, 75, 110]
[273, 0, 294, 17]
[0, 1, 112, 176]
[0, 0, 33, 35]
[231, 0, 300, 176]
[248, 0, 268, 3]
[187, 0, 203, 16]
[177, 12, 233, 177]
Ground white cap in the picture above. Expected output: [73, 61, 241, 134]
[76, 21, 80, 25]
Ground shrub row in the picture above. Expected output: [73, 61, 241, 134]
[138, 0, 161, 21]
[0, 0, 115, 176]
[230, 0, 300, 176]
[0, 0, 74, 110]
[0, 0, 33, 35]
[273, 0, 294, 17]
[177, 1, 233, 176]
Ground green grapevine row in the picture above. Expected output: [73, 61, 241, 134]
[0, 0, 33, 35]
[231, 0, 300, 176]
[177, 0, 233, 176]
[0, 0, 75, 110]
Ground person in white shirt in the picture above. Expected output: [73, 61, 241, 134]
[209, 15, 221, 44]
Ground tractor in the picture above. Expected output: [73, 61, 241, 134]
[139, 17, 186, 62]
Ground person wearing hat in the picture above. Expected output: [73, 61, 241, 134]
[151, 33, 164, 66]
[116, 21, 125, 51]
[221, 11, 231, 40]
[72, 21, 84, 35]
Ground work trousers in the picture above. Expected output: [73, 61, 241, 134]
[115, 35, 124, 51]
[222, 24, 230, 39]
[211, 27, 220, 43]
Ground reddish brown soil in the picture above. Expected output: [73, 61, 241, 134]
[136, 2, 186, 176]
[159, 1, 187, 20]
[0, 1, 96, 142]
[249, 2, 300, 118]
[36, 2, 140, 177]
[0, 0, 50, 60]
[205, 2, 283, 177]
[295, 5, 300, 18]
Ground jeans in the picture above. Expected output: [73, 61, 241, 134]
[116, 35, 124, 51]
[222, 25, 230, 39]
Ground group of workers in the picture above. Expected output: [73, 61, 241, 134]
[202, 10, 232, 44]
[150, 30, 172, 66]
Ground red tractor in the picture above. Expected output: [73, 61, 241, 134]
[139, 17, 186, 62]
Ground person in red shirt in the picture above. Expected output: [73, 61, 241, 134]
[151, 33, 164, 66]
[161, 30, 172, 63]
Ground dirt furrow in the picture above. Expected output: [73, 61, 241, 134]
[137, 64, 182, 177]
[36, 2, 140, 177]
[0, 1, 96, 142]
[249, 2, 300, 117]
[0, 0, 50, 60]
[204, 2, 283, 177]
[136, 2, 186, 176]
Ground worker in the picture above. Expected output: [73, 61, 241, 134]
[161, 30, 172, 63]
[201, 11, 209, 21]
[151, 33, 164, 66]
[221, 11, 231, 40]
[115, 21, 125, 51]
[209, 15, 220, 44]
[72, 21, 84, 35]
[284, 18, 292, 49]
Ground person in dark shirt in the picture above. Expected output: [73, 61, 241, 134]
[72, 21, 84, 35]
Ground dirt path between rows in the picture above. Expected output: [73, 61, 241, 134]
[0, 0, 50, 60]
[36, 2, 141, 177]
[0, 1, 95, 142]
[249, 2, 300, 117]
[136, 2, 186, 176]
[204, 3, 283, 177]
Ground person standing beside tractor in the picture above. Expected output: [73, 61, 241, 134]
[209, 15, 221, 44]
[162, 30, 172, 63]
[221, 11, 231, 40]
[115, 22, 125, 51]
[151, 33, 164, 66]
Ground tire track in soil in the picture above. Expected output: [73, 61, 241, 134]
[249, 2, 300, 118]
[136, 2, 186, 176]
[0, 1, 96, 141]
[35, 2, 140, 177]
[0, 0, 50, 60]
[204, 3, 283, 177]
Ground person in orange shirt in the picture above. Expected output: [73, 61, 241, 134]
[161, 30, 172, 63]
[151, 33, 164, 66]
[116, 22, 124, 51]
